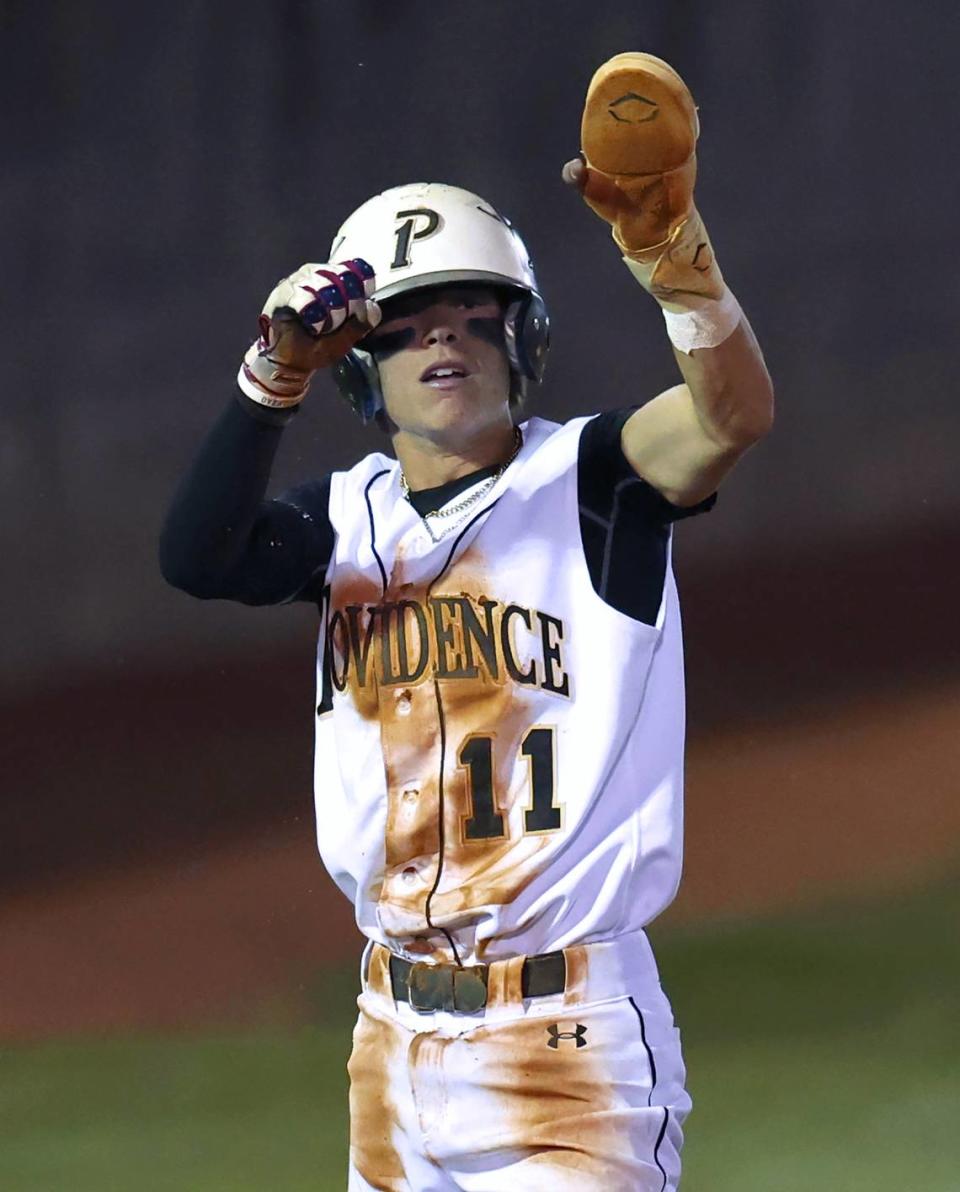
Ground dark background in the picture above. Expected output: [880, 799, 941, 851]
[2, 0, 958, 999]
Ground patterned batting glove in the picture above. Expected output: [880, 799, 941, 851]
[238, 259, 381, 409]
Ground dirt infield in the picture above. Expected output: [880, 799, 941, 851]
[2, 681, 957, 1039]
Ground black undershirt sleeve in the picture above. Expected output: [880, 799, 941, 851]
[577, 408, 716, 626]
[159, 394, 334, 606]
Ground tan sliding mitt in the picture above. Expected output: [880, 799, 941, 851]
[577, 52, 725, 304]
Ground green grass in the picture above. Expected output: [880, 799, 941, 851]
[0, 1026, 350, 1192]
[652, 873, 960, 1191]
[2, 877, 958, 1191]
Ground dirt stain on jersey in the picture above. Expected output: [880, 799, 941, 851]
[327, 548, 573, 954]
[427, 687, 557, 918]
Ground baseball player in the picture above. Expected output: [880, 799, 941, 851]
[161, 53, 772, 1190]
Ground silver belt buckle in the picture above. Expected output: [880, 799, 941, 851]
[453, 965, 488, 1012]
[408, 961, 455, 1012]
[406, 962, 489, 1012]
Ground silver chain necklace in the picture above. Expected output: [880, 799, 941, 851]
[400, 428, 523, 521]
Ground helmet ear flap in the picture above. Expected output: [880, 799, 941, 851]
[503, 293, 550, 383]
[332, 348, 383, 425]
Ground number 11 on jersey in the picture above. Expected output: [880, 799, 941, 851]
[459, 726, 562, 842]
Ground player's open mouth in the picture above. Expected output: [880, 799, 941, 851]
[420, 361, 472, 389]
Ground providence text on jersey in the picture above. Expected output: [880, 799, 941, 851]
[322, 591, 570, 696]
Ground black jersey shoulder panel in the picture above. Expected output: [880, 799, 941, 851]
[577, 409, 715, 625]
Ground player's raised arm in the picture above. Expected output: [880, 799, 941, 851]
[158, 260, 380, 604]
[563, 53, 774, 506]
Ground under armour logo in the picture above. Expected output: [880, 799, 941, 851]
[546, 1023, 588, 1049]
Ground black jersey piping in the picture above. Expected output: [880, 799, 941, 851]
[628, 995, 658, 1105]
[425, 675, 461, 965]
[423, 498, 502, 965]
[653, 1108, 670, 1191]
[629, 995, 668, 1188]
[363, 470, 390, 597]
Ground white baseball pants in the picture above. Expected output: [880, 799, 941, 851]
[346, 930, 690, 1190]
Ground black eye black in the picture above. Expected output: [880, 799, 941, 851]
[365, 327, 416, 359]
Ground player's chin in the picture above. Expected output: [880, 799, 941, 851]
[432, 398, 506, 439]
[417, 381, 482, 420]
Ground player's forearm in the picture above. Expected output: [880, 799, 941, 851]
[669, 313, 774, 451]
[618, 307, 773, 507]
[568, 55, 777, 507]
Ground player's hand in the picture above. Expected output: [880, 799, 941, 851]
[561, 154, 681, 256]
[237, 259, 381, 409]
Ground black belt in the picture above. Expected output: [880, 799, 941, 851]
[389, 950, 566, 1013]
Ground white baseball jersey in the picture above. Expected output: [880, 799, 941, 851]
[313, 413, 701, 966]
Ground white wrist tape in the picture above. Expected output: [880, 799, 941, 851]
[660, 287, 743, 354]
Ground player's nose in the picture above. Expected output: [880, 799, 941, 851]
[422, 322, 459, 347]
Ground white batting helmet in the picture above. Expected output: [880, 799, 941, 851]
[329, 183, 550, 422]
